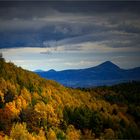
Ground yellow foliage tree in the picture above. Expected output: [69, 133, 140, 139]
[15, 96, 28, 110]
[7, 122, 46, 140]
[20, 88, 31, 103]
[9, 123, 31, 140]
[0, 90, 4, 103]
[34, 102, 59, 126]
[5, 101, 20, 117]
[47, 128, 57, 140]
[35, 129, 46, 140]
[66, 125, 81, 140]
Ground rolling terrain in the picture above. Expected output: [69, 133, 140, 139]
[0, 59, 140, 139]
[36, 61, 140, 87]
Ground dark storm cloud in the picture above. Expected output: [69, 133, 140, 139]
[0, 1, 140, 49]
[0, 1, 140, 20]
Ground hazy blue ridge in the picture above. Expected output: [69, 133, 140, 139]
[34, 61, 140, 87]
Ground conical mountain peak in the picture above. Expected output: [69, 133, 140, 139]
[97, 61, 120, 69]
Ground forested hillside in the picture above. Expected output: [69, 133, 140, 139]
[0, 59, 140, 139]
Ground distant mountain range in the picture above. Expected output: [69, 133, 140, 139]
[35, 61, 140, 87]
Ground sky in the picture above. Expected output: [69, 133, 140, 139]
[0, 1, 140, 71]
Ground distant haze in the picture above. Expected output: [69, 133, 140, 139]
[35, 61, 140, 87]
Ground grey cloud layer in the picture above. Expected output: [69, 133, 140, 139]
[0, 1, 140, 51]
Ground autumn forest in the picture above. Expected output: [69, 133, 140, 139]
[0, 58, 140, 140]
